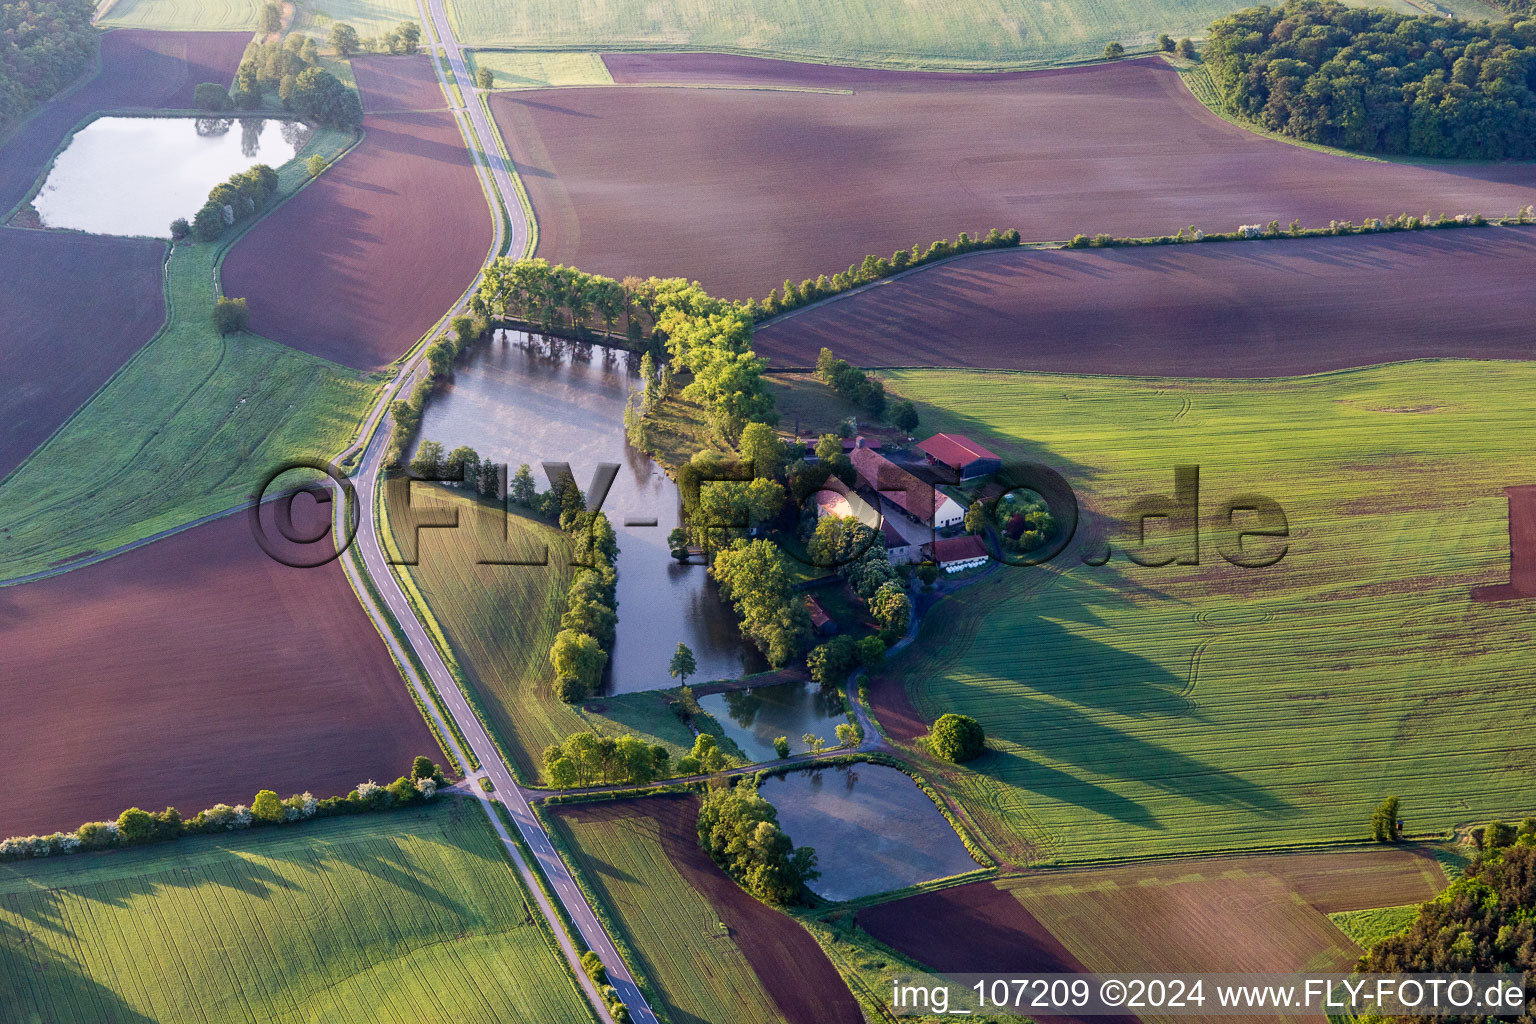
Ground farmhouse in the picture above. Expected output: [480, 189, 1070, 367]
[851, 446, 965, 529]
[924, 535, 990, 573]
[883, 519, 920, 564]
[917, 433, 1001, 479]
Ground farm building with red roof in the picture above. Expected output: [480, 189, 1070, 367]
[850, 446, 965, 529]
[918, 433, 1001, 479]
[924, 534, 990, 571]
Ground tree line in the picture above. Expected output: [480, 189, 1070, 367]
[1207, 0, 1536, 159]
[176, 163, 279, 243]
[193, 35, 362, 129]
[697, 781, 818, 906]
[749, 228, 1022, 320]
[0, 0, 95, 138]
[327, 20, 420, 58]
[815, 346, 918, 428]
[0, 757, 446, 862]
[386, 315, 489, 469]
[1064, 206, 1529, 251]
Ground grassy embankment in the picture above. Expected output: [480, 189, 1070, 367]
[875, 361, 1536, 865]
[379, 484, 698, 781]
[0, 128, 375, 579]
[0, 799, 597, 1023]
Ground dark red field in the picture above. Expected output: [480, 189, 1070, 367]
[553, 796, 861, 1024]
[490, 54, 1536, 298]
[0, 502, 441, 838]
[352, 55, 449, 114]
[756, 226, 1536, 374]
[0, 229, 165, 479]
[222, 57, 490, 369]
[1474, 485, 1536, 601]
[0, 29, 250, 212]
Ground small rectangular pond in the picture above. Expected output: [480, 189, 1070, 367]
[697, 681, 845, 762]
[31, 116, 312, 238]
[759, 763, 979, 902]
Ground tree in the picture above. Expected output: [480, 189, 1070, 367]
[696, 783, 817, 905]
[411, 756, 438, 781]
[169, 217, 191, 240]
[890, 400, 919, 432]
[193, 202, 225, 242]
[964, 500, 988, 535]
[260, 1, 282, 35]
[289, 67, 362, 128]
[1156, 33, 1175, 52]
[444, 445, 480, 484]
[869, 581, 911, 643]
[710, 540, 811, 667]
[739, 421, 786, 480]
[306, 153, 325, 177]
[410, 439, 444, 478]
[929, 713, 985, 762]
[117, 807, 157, 843]
[1370, 796, 1402, 842]
[856, 634, 886, 669]
[1482, 820, 1516, 851]
[550, 629, 605, 699]
[213, 296, 249, 335]
[773, 736, 790, 758]
[252, 789, 285, 823]
[329, 22, 360, 56]
[807, 635, 859, 685]
[475, 65, 494, 89]
[669, 643, 697, 687]
[836, 722, 862, 747]
[815, 433, 843, 461]
[194, 82, 231, 110]
[510, 464, 537, 506]
[1176, 38, 1196, 59]
[391, 21, 421, 53]
[1104, 41, 1125, 59]
[668, 526, 690, 561]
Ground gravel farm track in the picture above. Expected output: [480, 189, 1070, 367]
[491, 53, 1536, 299]
[0, 501, 440, 838]
[0, 230, 164, 478]
[755, 225, 1536, 374]
[221, 56, 492, 369]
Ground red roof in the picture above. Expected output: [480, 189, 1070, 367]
[927, 535, 988, 565]
[805, 595, 833, 629]
[850, 447, 938, 524]
[918, 433, 999, 469]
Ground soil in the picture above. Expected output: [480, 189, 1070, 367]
[352, 55, 450, 114]
[1473, 485, 1536, 601]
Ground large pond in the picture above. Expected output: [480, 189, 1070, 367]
[698, 682, 845, 762]
[760, 763, 979, 901]
[412, 331, 764, 692]
[32, 116, 311, 238]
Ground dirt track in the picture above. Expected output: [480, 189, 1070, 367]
[0, 503, 440, 837]
[491, 54, 1536, 299]
[553, 796, 861, 1024]
[756, 227, 1536, 375]
[0, 229, 165, 479]
[222, 57, 491, 369]
[0, 30, 250, 213]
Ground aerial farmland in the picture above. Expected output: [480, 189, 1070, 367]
[1, 0, 1533, 1021]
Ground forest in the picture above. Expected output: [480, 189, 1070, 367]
[0, 0, 96, 137]
[1207, 0, 1536, 158]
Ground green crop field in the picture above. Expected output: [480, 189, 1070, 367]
[1329, 904, 1421, 948]
[298, 0, 424, 47]
[0, 128, 373, 580]
[96, 0, 262, 31]
[547, 800, 795, 1024]
[0, 799, 596, 1023]
[382, 485, 697, 780]
[877, 362, 1536, 866]
[465, 51, 614, 89]
[441, 0, 1489, 71]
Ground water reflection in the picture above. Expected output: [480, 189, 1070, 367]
[412, 331, 763, 692]
[760, 763, 979, 901]
[33, 116, 311, 238]
[698, 682, 844, 761]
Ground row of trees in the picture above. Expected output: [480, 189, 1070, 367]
[180, 163, 279, 243]
[0, 0, 96, 138]
[815, 346, 919, 427]
[473, 258, 643, 342]
[0, 758, 445, 862]
[696, 782, 818, 906]
[1066, 207, 1521, 251]
[386, 315, 488, 468]
[328, 20, 419, 57]
[710, 539, 812, 667]
[1207, 0, 1536, 159]
[542, 731, 668, 787]
[806, 633, 886, 685]
[749, 228, 1022, 320]
[550, 498, 620, 702]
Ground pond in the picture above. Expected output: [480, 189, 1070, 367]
[411, 331, 764, 693]
[32, 116, 312, 238]
[759, 763, 978, 901]
[698, 681, 845, 762]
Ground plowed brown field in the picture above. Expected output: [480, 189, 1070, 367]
[756, 227, 1536, 374]
[489, 54, 1536, 299]
[0, 501, 440, 837]
[0, 229, 165, 479]
[222, 57, 490, 369]
[352, 55, 449, 114]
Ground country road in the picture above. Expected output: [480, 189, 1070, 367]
[328, 5, 657, 1022]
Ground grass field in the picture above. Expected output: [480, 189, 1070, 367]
[465, 50, 613, 89]
[443, 0, 1488, 70]
[548, 797, 860, 1024]
[297, 0, 423, 48]
[872, 361, 1536, 865]
[96, 0, 262, 31]
[381, 485, 698, 781]
[0, 799, 596, 1023]
[1329, 904, 1421, 948]
[0, 129, 373, 580]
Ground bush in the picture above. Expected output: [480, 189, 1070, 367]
[1103, 41, 1125, 59]
[1156, 33, 1174, 52]
[928, 713, 985, 762]
[1176, 38, 1196, 59]
[476, 66, 494, 89]
[213, 297, 249, 335]
[169, 217, 191, 240]
[306, 153, 326, 177]
[581, 950, 608, 985]
[1370, 796, 1402, 842]
[193, 82, 232, 111]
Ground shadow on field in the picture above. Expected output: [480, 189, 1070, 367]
[0, 917, 155, 1022]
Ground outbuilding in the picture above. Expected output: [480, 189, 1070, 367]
[917, 433, 1001, 480]
[924, 534, 990, 573]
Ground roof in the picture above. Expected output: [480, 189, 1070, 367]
[881, 520, 910, 548]
[927, 534, 988, 564]
[811, 489, 854, 518]
[805, 595, 833, 629]
[918, 433, 1000, 469]
[850, 447, 938, 524]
